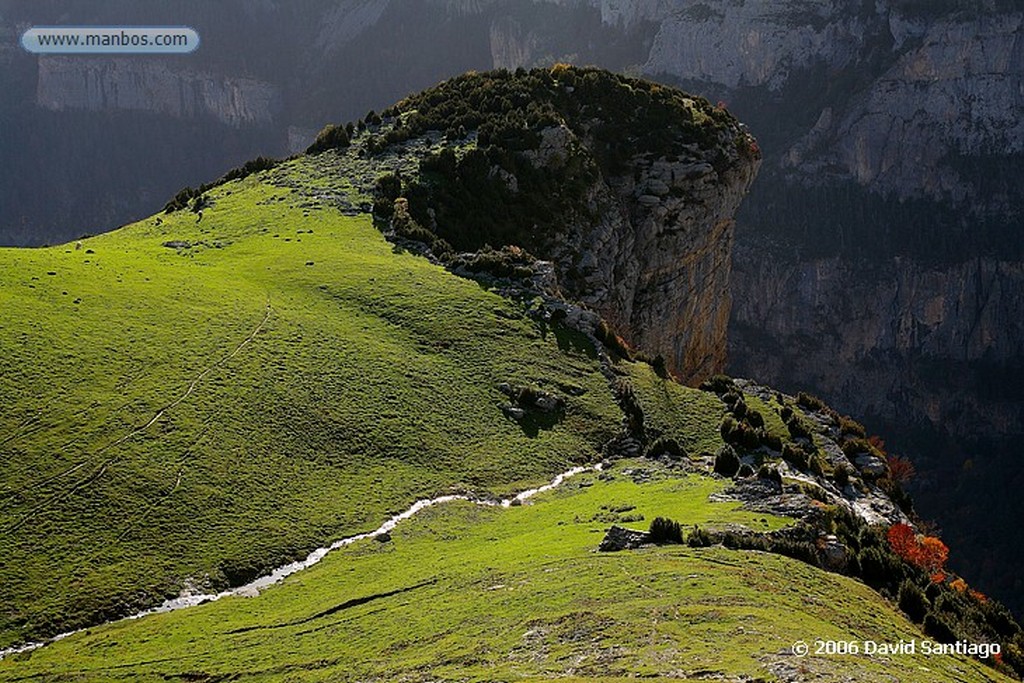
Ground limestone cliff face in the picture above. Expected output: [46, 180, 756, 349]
[533, 126, 760, 382]
[36, 57, 281, 126]
[785, 11, 1024, 205]
[643, 0, 871, 91]
[729, 250, 1024, 439]
[628, 1, 1024, 208]
[312, 0, 390, 53]
[489, 16, 540, 70]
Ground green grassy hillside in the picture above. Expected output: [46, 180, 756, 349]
[0, 161, 622, 648]
[0, 463, 1008, 682]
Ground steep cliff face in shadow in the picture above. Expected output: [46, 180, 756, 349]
[730, 251, 1024, 433]
[548, 138, 759, 381]
[728, 246, 1024, 608]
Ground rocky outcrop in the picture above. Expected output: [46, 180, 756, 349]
[377, 67, 760, 384]
[545, 130, 759, 382]
[36, 57, 281, 126]
[598, 525, 650, 551]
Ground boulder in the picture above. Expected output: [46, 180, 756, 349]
[646, 179, 670, 196]
[854, 453, 888, 479]
[598, 525, 651, 552]
[503, 405, 526, 420]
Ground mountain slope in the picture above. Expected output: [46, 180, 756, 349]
[1, 68, 1021, 681]
[0, 163, 622, 648]
[0, 465, 1009, 682]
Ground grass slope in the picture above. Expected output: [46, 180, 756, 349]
[625, 362, 726, 456]
[0, 159, 621, 647]
[0, 463, 1007, 682]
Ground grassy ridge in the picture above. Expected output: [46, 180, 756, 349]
[624, 362, 726, 456]
[0, 160, 621, 647]
[0, 464, 1007, 682]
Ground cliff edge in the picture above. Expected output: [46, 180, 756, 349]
[333, 66, 760, 382]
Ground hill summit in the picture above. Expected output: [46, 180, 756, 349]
[311, 65, 761, 381]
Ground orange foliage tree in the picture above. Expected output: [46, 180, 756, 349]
[887, 523, 918, 561]
[886, 523, 949, 582]
[919, 536, 949, 573]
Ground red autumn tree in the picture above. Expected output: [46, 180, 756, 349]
[887, 523, 949, 582]
[887, 523, 919, 563]
[887, 454, 915, 483]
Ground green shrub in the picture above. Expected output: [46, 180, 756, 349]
[796, 392, 827, 411]
[651, 354, 670, 379]
[923, 611, 958, 644]
[647, 437, 685, 460]
[373, 173, 403, 218]
[769, 537, 818, 565]
[838, 415, 867, 438]
[833, 465, 851, 488]
[721, 416, 761, 450]
[745, 409, 765, 429]
[781, 443, 808, 470]
[612, 378, 644, 438]
[306, 123, 352, 155]
[808, 453, 828, 477]
[220, 155, 279, 183]
[714, 445, 740, 477]
[759, 431, 782, 451]
[786, 415, 813, 439]
[731, 399, 748, 419]
[841, 438, 875, 458]
[687, 526, 713, 547]
[699, 374, 734, 393]
[898, 580, 930, 623]
[451, 245, 536, 279]
[649, 517, 684, 545]
[857, 546, 904, 591]
[164, 185, 203, 213]
[757, 464, 783, 487]
[741, 424, 762, 450]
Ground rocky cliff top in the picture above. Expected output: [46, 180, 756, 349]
[306, 66, 760, 381]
